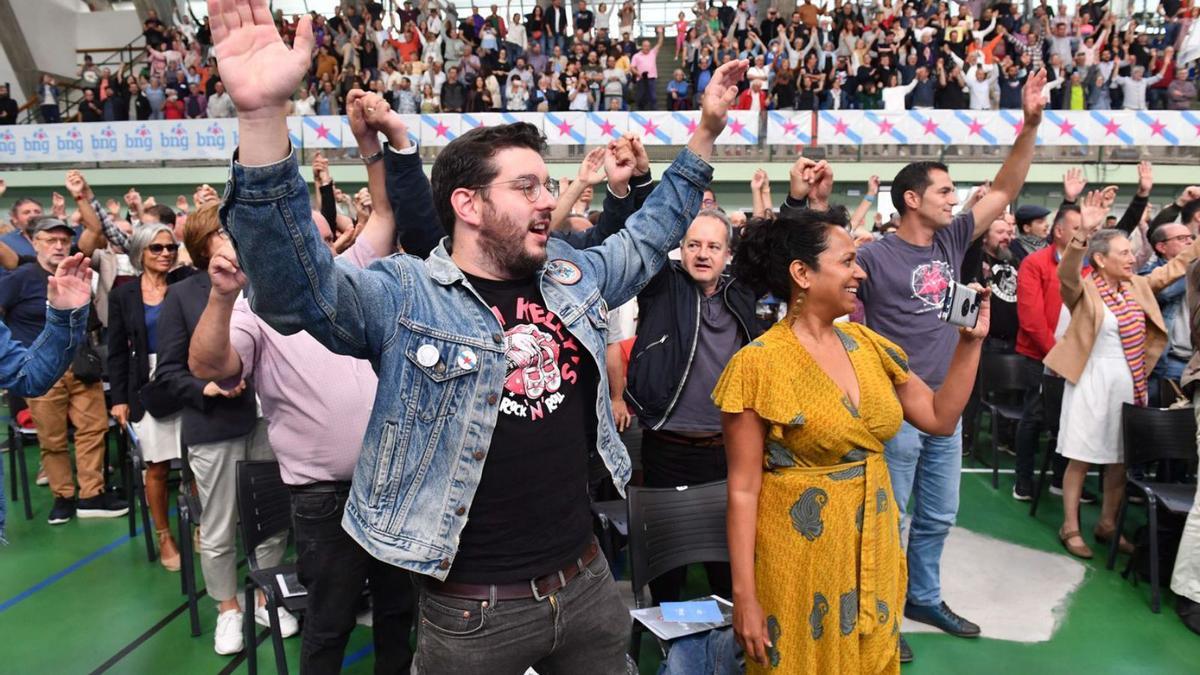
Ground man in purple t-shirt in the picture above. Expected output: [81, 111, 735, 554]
[855, 70, 1049, 663]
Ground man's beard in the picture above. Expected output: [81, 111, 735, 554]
[480, 202, 547, 279]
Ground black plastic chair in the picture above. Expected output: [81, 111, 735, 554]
[1106, 404, 1198, 613]
[1030, 375, 1065, 518]
[627, 480, 729, 664]
[124, 423, 157, 562]
[7, 417, 36, 520]
[237, 460, 304, 675]
[972, 352, 1030, 489]
[591, 498, 628, 567]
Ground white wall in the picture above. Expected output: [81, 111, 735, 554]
[0, 51, 24, 102]
[11, 0, 79, 77]
[76, 9, 143, 53]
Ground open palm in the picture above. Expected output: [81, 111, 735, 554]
[208, 0, 314, 116]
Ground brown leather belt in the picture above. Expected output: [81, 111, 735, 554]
[427, 540, 601, 601]
[645, 428, 725, 448]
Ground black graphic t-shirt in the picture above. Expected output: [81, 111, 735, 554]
[449, 273, 598, 583]
[961, 243, 1019, 343]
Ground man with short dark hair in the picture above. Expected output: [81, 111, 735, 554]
[624, 209, 759, 603]
[208, 4, 746, 671]
[854, 70, 1048, 662]
[0, 216, 125, 525]
[440, 66, 468, 111]
[1, 198, 46, 260]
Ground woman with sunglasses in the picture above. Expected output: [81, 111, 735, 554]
[107, 224, 185, 571]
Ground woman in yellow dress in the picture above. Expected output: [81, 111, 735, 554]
[713, 209, 989, 674]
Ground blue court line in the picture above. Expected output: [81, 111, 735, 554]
[0, 530, 137, 613]
[342, 643, 374, 668]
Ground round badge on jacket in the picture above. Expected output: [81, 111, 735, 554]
[545, 259, 582, 285]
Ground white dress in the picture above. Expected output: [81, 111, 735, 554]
[1057, 305, 1134, 465]
[131, 354, 183, 464]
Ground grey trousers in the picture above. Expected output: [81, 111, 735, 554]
[189, 419, 288, 603]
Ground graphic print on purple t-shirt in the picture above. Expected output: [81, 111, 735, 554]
[909, 259, 956, 313]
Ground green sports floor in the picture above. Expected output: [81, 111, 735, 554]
[2, 433, 1199, 675]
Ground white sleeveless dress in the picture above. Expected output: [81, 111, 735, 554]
[1056, 305, 1135, 465]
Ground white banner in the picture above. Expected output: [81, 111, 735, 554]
[3, 110, 1200, 163]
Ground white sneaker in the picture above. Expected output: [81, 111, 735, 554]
[214, 609, 245, 655]
[255, 603, 300, 638]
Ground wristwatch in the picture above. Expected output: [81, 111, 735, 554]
[361, 149, 385, 165]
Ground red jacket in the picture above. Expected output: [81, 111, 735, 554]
[1015, 244, 1089, 361]
[735, 88, 768, 110]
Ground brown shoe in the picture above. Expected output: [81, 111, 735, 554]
[1094, 526, 1135, 555]
[1059, 528, 1094, 559]
[158, 529, 181, 572]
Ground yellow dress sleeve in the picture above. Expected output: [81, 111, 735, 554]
[712, 329, 807, 426]
[711, 346, 758, 415]
[854, 323, 912, 387]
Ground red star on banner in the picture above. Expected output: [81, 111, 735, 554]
[1149, 118, 1167, 136]
[1104, 118, 1122, 136]
[1057, 118, 1075, 137]
[729, 118, 745, 136]
[641, 118, 658, 137]
[834, 118, 849, 135]
[435, 122, 450, 138]
[1193, 123, 1200, 137]
[1011, 118, 1024, 135]
[967, 118, 984, 136]
[922, 118, 939, 136]
[782, 119, 798, 136]
[685, 118, 698, 134]
[599, 119, 615, 137]
[877, 119, 893, 135]
[315, 124, 331, 139]
[557, 120, 574, 136]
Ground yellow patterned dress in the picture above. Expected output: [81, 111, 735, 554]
[712, 321, 910, 675]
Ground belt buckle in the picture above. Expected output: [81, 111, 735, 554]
[530, 570, 567, 601]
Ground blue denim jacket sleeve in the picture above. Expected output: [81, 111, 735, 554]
[576, 148, 712, 308]
[0, 305, 87, 398]
[221, 150, 401, 361]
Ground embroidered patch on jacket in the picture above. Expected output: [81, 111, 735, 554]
[545, 259, 582, 285]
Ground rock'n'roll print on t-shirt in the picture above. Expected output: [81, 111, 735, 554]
[492, 298, 584, 421]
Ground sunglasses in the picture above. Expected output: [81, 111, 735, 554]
[147, 243, 180, 255]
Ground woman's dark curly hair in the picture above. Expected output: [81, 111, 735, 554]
[732, 207, 849, 299]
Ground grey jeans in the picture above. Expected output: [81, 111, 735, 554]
[189, 419, 287, 603]
[414, 553, 631, 675]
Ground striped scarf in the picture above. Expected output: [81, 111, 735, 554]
[1094, 275, 1149, 406]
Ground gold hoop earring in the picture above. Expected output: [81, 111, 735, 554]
[787, 289, 807, 320]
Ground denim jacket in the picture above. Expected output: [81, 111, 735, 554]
[1141, 255, 1189, 378]
[221, 147, 712, 578]
[0, 306, 88, 398]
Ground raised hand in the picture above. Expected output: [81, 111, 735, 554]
[788, 156, 818, 201]
[694, 58, 749, 153]
[207, 240, 247, 297]
[1136, 160, 1153, 198]
[124, 188, 143, 216]
[960, 285, 991, 341]
[51, 192, 66, 218]
[578, 146, 608, 186]
[65, 170, 92, 201]
[193, 183, 220, 208]
[1079, 188, 1111, 236]
[311, 153, 330, 186]
[629, 136, 649, 176]
[207, 0, 315, 118]
[175, 195, 191, 213]
[47, 253, 93, 310]
[1062, 167, 1086, 203]
[750, 168, 767, 193]
[345, 89, 382, 155]
[359, 94, 409, 149]
[866, 175, 880, 196]
[604, 139, 635, 192]
[1022, 67, 1048, 127]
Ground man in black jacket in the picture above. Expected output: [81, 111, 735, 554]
[0, 84, 18, 125]
[623, 208, 760, 603]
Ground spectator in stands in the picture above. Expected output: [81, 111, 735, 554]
[624, 209, 757, 604]
[0, 83, 18, 125]
[76, 89, 103, 123]
[631, 27, 665, 110]
[1140, 223, 1197, 400]
[0, 216, 124, 525]
[1168, 67, 1197, 111]
[2, 198, 45, 269]
[163, 88, 186, 119]
[390, 76, 421, 113]
[106, 224, 186, 571]
[1114, 49, 1174, 111]
[0, 253, 92, 543]
[206, 80, 235, 118]
[188, 92, 417, 673]
[38, 75, 61, 124]
[145, 75, 166, 120]
[155, 204, 295, 655]
[440, 66, 467, 112]
[718, 208, 987, 673]
[185, 83, 208, 118]
[1049, 191, 1200, 559]
[853, 70, 1048, 661]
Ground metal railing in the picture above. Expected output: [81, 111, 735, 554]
[21, 34, 148, 125]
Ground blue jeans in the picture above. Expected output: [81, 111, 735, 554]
[884, 419, 962, 608]
[658, 628, 741, 675]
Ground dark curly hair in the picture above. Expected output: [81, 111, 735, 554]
[732, 208, 849, 299]
[430, 122, 548, 237]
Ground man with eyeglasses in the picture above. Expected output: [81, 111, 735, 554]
[1141, 223, 1198, 402]
[0, 216, 126, 525]
[206, 2, 744, 671]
